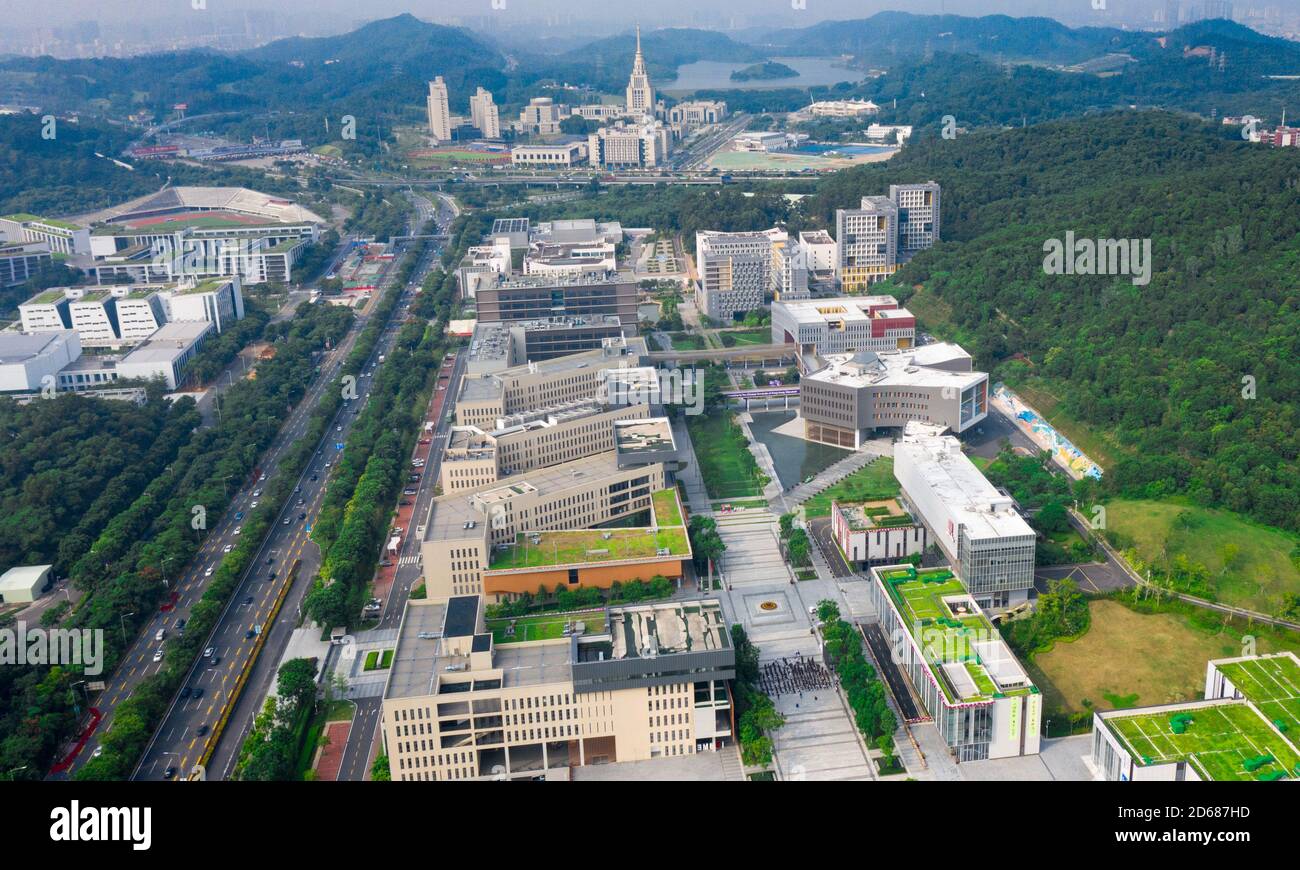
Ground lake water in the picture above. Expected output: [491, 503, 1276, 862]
[748, 410, 849, 490]
[665, 56, 863, 92]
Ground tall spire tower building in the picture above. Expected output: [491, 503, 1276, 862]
[625, 26, 655, 117]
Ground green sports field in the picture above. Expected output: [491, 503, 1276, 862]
[1217, 655, 1300, 737]
[1108, 702, 1300, 781]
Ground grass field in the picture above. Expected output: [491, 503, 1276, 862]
[719, 328, 770, 347]
[669, 332, 706, 350]
[1107, 702, 1300, 781]
[687, 412, 766, 499]
[1030, 600, 1300, 715]
[1104, 498, 1300, 613]
[802, 457, 898, 519]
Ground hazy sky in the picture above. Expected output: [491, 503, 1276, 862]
[6, 0, 1300, 34]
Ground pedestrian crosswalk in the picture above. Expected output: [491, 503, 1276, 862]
[397, 555, 420, 566]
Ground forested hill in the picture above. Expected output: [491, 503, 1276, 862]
[760, 11, 1145, 65]
[806, 112, 1300, 531]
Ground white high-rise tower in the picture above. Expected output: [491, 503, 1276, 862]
[427, 76, 451, 142]
[625, 26, 654, 118]
[469, 87, 501, 139]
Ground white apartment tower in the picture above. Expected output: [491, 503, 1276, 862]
[427, 77, 452, 142]
[625, 26, 655, 118]
[469, 87, 501, 139]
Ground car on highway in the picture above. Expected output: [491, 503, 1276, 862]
[299, 512, 307, 520]
[152, 649, 164, 663]
[203, 646, 215, 658]
[180, 686, 192, 699]
[244, 595, 255, 605]
[251, 500, 259, 509]
[282, 516, 291, 525]
[233, 526, 242, 536]
[253, 489, 262, 497]
[244, 628, 256, 640]
[310, 474, 318, 482]
[163, 766, 177, 780]
[92, 746, 103, 759]
[223, 544, 233, 554]
[204, 565, 214, 577]
[191, 687, 204, 699]
[336, 425, 343, 432]
[235, 511, 244, 520]
[196, 725, 209, 737]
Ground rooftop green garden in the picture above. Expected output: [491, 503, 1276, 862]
[652, 488, 683, 527]
[29, 289, 68, 304]
[487, 611, 607, 645]
[1107, 701, 1300, 782]
[1216, 655, 1300, 737]
[488, 526, 689, 571]
[880, 566, 1031, 704]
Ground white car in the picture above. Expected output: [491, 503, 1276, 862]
[233, 526, 242, 536]
[204, 566, 213, 577]
[152, 649, 164, 663]
[252, 489, 262, 497]
[203, 646, 216, 658]
[92, 746, 103, 759]
[223, 544, 233, 554]
[251, 501, 259, 509]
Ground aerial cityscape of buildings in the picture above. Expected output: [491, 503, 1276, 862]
[0, 5, 1296, 817]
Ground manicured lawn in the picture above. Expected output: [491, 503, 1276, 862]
[652, 488, 683, 526]
[1104, 498, 1300, 613]
[1029, 600, 1300, 716]
[802, 458, 898, 519]
[489, 527, 689, 569]
[668, 332, 705, 350]
[363, 649, 394, 671]
[687, 412, 766, 499]
[719, 328, 770, 347]
[487, 611, 607, 645]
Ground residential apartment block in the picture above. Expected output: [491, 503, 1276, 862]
[427, 77, 452, 141]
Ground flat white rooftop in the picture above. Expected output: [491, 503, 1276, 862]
[776, 295, 904, 326]
[896, 422, 1034, 542]
[806, 344, 979, 390]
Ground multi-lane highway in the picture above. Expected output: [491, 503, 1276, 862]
[58, 198, 445, 781]
[331, 340, 467, 781]
[129, 203, 454, 781]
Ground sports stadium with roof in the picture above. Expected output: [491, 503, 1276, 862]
[1091, 652, 1300, 782]
[74, 186, 325, 230]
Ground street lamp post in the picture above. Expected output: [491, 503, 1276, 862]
[119, 611, 135, 645]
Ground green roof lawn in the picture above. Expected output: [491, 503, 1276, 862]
[1216, 655, 1300, 738]
[1108, 701, 1300, 782]
[489, 526, 689, 571]
[882, 567, 1007, 703]
[652, 488, 683, 527]
[487, 611, 607, 645]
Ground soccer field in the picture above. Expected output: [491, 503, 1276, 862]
[1110, 701, 1300, 781]
[1217, 655, 1300, 737]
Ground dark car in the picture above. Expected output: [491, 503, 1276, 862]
[244, 629, 255, 640]
[299, 512, 307, 520]
[243, 595, 254, 604]
[163, 767, 177, 780]
[179, 686, 192, 699]
[208, 656, 221, 667]
[196, 725, 209, 737]
[191, 687, 204, 700]
[310, 474, 318, 482]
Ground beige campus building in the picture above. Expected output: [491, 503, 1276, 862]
[420, 451, 667, 600]
[456, 335, 651, 428]
[381, 595, 735, 780]
[441, 400, 651, 494]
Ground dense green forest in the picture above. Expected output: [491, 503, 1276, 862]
[804, 112, 1300, 532]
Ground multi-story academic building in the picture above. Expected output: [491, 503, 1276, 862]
[381, 594, 735, 780]
[797, 343, 987, 448]
[771, 295, 915, 357]
[894, 422, 1035, 608]
[694, 228, 787, 322]
[869, 564, 1041, 762]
